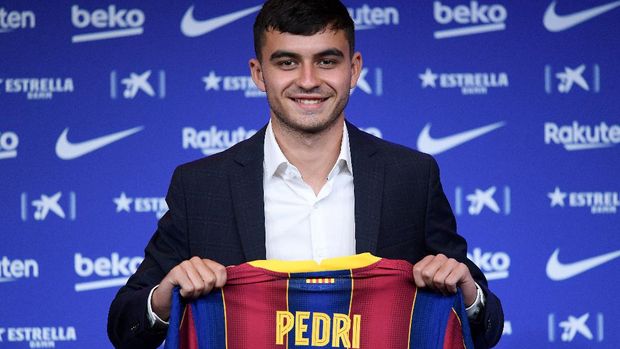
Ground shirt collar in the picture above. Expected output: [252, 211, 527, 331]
[263, 121, 353, 179]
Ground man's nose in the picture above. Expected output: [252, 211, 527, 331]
[296, 64, 321, 90]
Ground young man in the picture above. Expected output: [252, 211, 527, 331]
[108, 1, 503, 348]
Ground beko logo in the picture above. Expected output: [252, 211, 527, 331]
[74, 253, 142, 291]
[347, 5, 400, 30]
[544, 121, 619, 151]
[433, 1, 507, 39]
[71, 5, 145, 43]
[467, 248, 510, 280]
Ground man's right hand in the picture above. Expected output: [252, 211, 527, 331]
[151, 257, 227, 320]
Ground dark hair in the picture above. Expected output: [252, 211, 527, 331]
[253, 0, 355, 60]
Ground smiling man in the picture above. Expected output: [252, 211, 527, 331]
[108, 1, 503, 348]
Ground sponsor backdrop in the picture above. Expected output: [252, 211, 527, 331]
[1, 0, 618, 348]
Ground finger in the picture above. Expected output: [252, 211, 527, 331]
[412, 255, 435, 288]
[420, 254, 448, 289]
[204, 259, 228, 288]
[169, 261, 198, 298]
[444, 263, 469, 294]
[179, 259, 210, 298]
[433, 258, 459, 294]
[188, 257, 217, 296]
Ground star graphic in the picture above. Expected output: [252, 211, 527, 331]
[548, 187, 567, 207]
[419, 68, 438, 88]
[114, 192, 133, 213]
[202, 71, 222, 91]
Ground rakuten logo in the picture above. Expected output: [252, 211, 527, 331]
[545, 121, 619, 151]
[433, 1, 507, 39]
[71, 5, 145, 43]
[74, 253, 142, 291]
[467, 248, 510, 280]
[0, 131, 18, 160]
[0, 256, 39, 282]
[0, 8, 35, 33]
[347, 5, 399, 30]
[183, 126, 257, 155]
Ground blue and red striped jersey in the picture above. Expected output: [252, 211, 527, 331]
[164, 253, 474, 349]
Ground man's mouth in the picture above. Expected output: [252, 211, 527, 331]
[294, 98, 327, 105]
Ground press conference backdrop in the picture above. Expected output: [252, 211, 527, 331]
[2, 0, 619, 348]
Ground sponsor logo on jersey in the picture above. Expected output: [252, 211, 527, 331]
[454, 186, 510, 216]
[20, 192, 77, 222]
[467, 248, 510, 280]
[183, 126, 258, 155]
[114, 192, 168, 219]
[433, 1, 507, 39]
[347, 4, 400, 30]
[0, 131, 18, 160]
[544, 1, 620, 32]
[417, 121, 505, 155]
[548, 312, 604, 343]
[546, 248, 620, 281]
[545, 64, 600, 94]
[0, 7, 35, 33]
[181, 4, 262, 37]
[202, 71, 265, 98]
[548, 186, 618, 214]
[0, 326, 77, 347]
[418, 68, 509, 95]
[74, 253, 143, 292]
[110, 70, 165, 99]
[276, 311, 361, 347]
[545, 121, 619, 151]
[0, 257, 39, 283]
[0, 77, 74, 100]
[71, 4, 145, 43]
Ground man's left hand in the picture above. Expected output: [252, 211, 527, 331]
[412, 254, 477, 306]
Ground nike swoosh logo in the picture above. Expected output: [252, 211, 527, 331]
[546, 248, 620, 281]
[417, 121, 505, 155]
[181, 4, 263, 37]
[55, 126, 144, 160]
[544, 0, 620, 32]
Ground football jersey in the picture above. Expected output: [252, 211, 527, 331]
[164, 253, 474, 349]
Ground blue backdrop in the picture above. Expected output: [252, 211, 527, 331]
[2, 0, 619, 348]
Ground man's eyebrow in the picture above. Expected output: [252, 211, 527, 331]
[269, 48, 345, 61]
[270, 50, 301, 61]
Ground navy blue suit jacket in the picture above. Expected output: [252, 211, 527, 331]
[108, 121, 503, 348]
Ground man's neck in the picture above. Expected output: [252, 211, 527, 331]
[271, 117, 344, 195]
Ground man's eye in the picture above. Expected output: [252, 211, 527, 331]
[278, 60, 297, 68]
[318, 59, 337, 67]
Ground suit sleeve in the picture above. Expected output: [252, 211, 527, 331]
[424, 157, 504, 348]
[107, 166, 192, 349]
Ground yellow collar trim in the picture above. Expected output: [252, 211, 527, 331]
[248, 253, 380, 273]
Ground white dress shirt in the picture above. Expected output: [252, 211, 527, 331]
[263, 121, 356, 262]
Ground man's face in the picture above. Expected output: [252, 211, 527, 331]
[250, 29, 362, 134]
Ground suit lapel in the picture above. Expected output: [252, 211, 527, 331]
[230, 126, 267, 261]
[347, 122, 384, 255]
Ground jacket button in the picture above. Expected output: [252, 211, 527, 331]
[130, 322, 140, 332]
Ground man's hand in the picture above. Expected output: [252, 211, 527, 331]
[151, 257, 227, 320]
[412, 254, 477, 306]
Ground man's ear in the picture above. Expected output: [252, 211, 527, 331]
[249, 58, 266, 92]
[349, 52, 363, 90]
